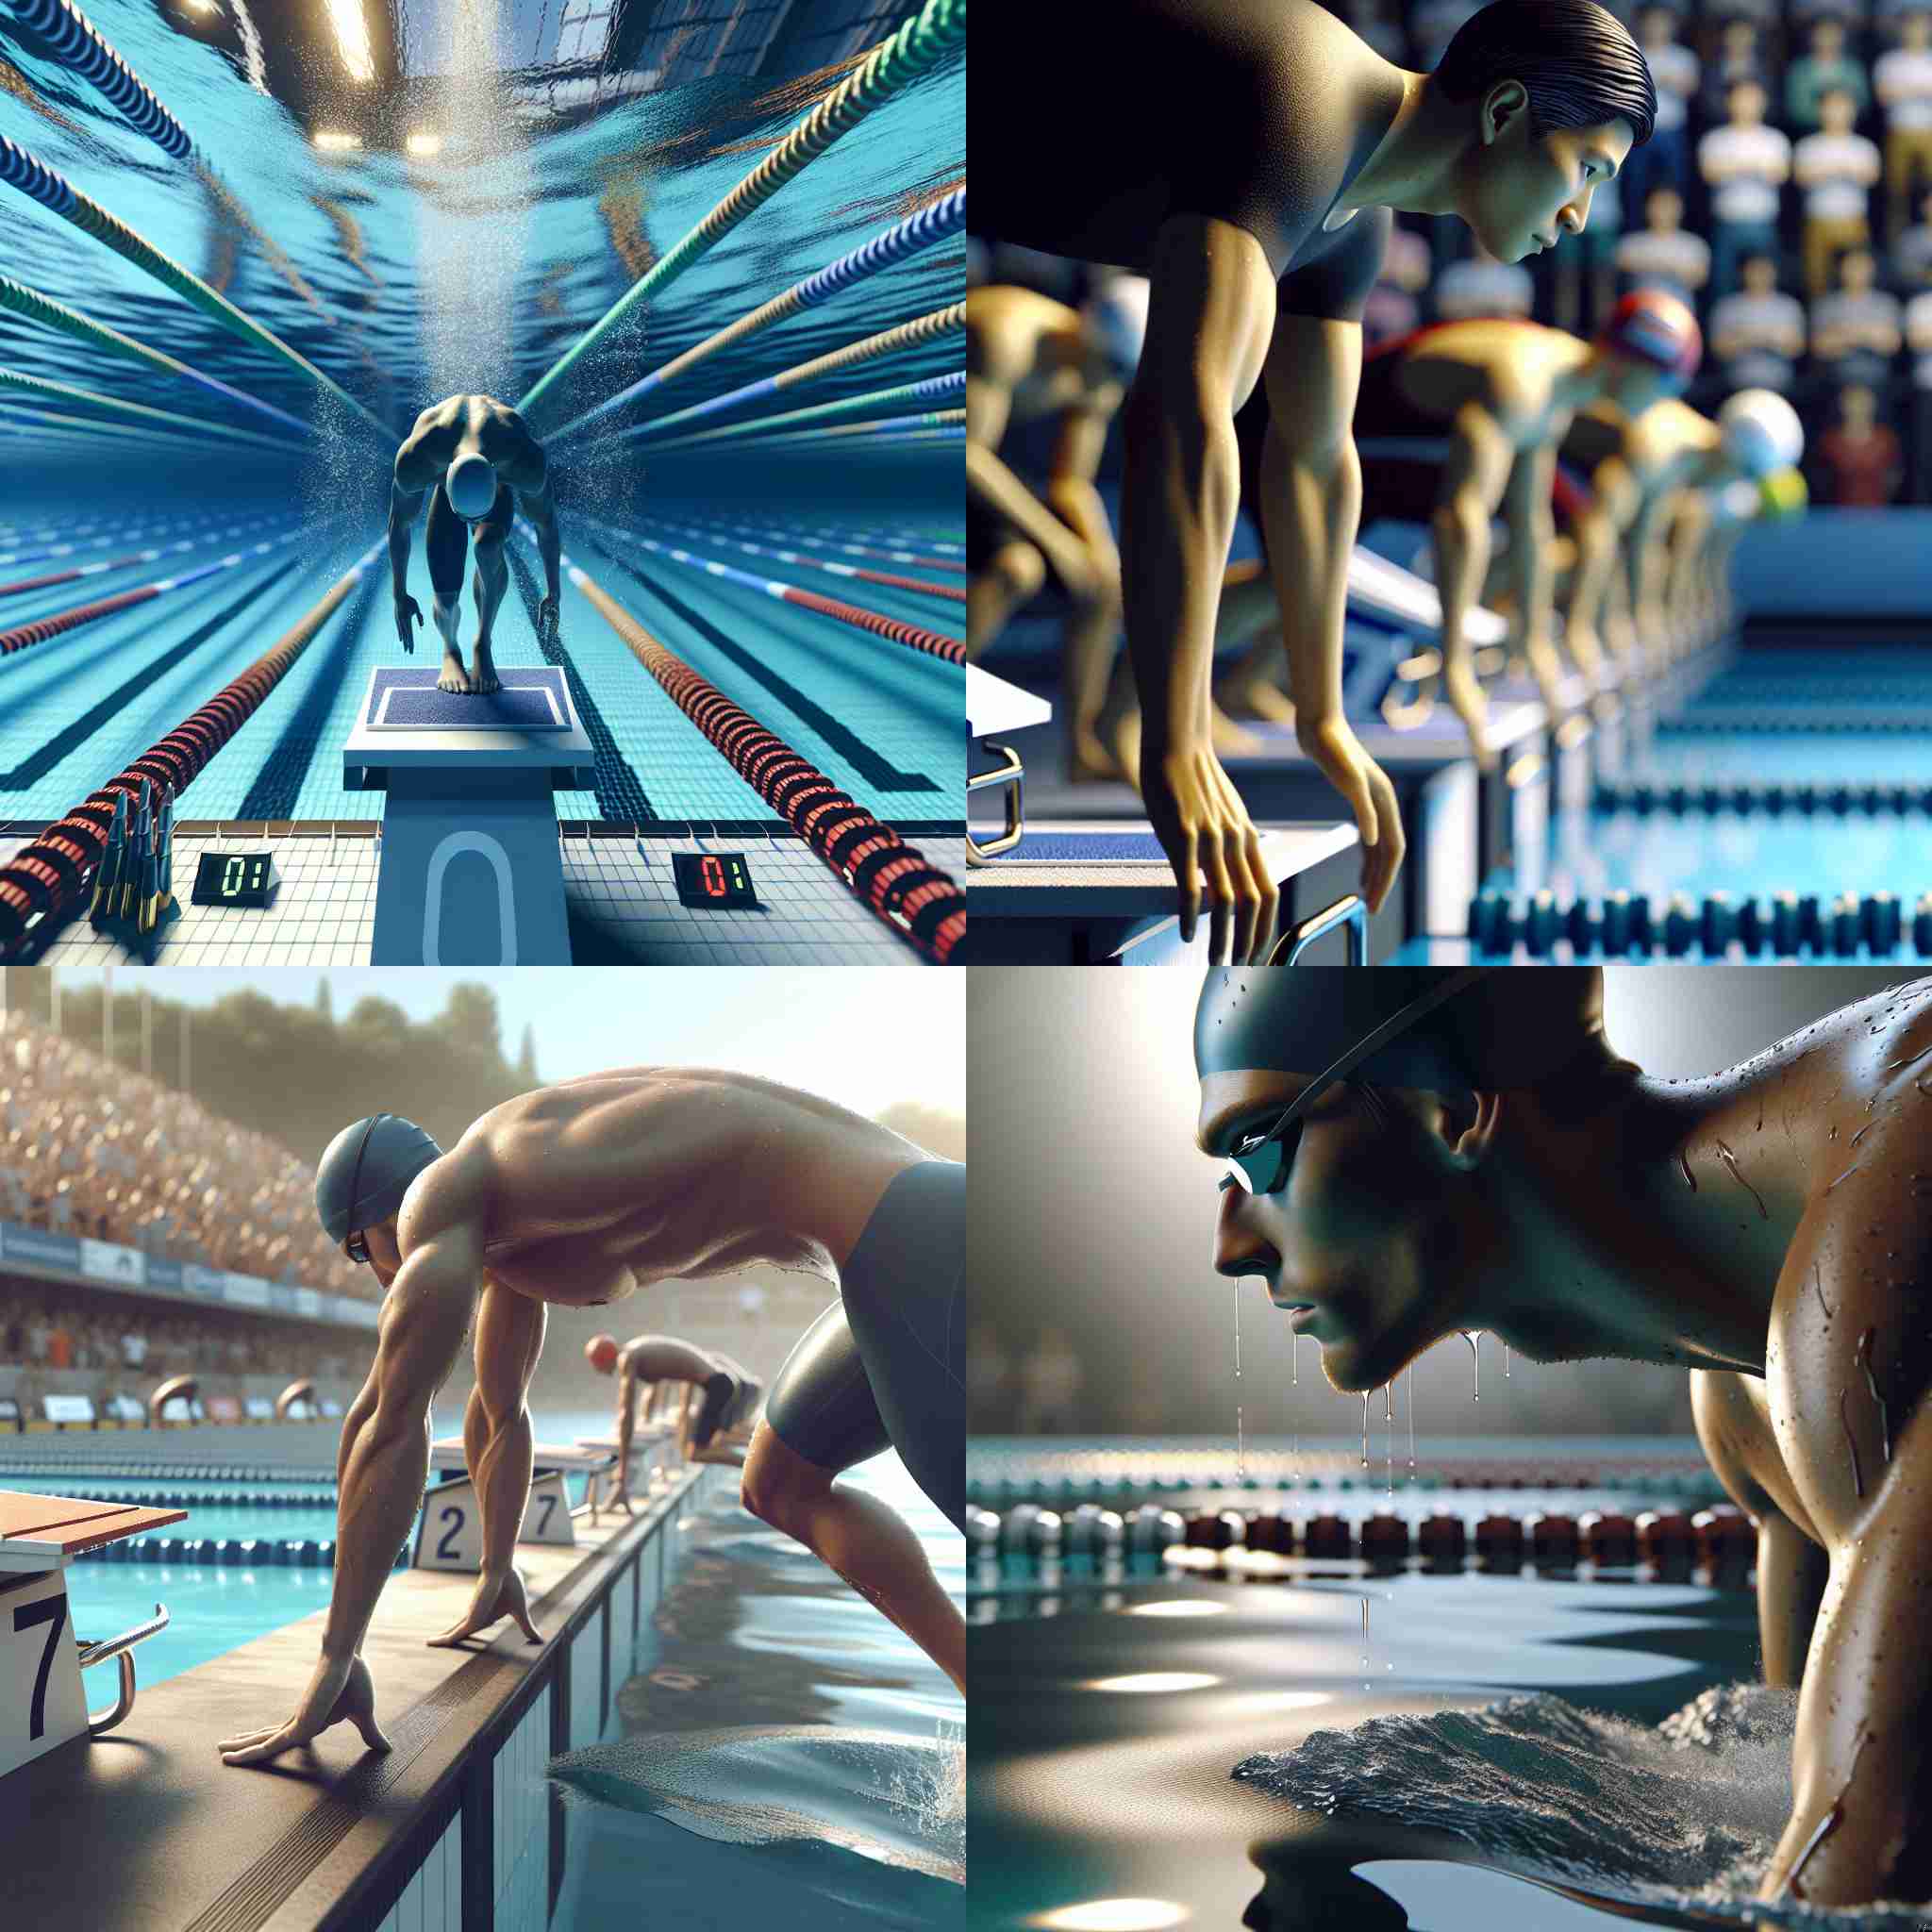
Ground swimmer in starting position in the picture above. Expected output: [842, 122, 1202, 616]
[217, 1072, 964, 1771]
[584, 1332, 756, 1505]
[1195, 966, 1932, 1907]
[978, 0, 1657, 955]
[389, 394, 562, 696]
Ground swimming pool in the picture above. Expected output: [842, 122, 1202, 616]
[968, 1436, 1822, 1932]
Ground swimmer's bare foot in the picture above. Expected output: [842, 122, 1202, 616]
[470, 647, 501, 696]
[1210, 700, 1263, 759]
[1068, 725, 1128, 785]
[438, 650, 473, 694]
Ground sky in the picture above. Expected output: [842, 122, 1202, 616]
[11, 967, 964, 1116]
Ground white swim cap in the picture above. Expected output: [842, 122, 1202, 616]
[445, 452, 499, 521]
[1718, 390, 1805, 477]
[1085, 275, 1151, 376]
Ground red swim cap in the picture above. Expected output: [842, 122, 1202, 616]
[1595, 289, 1703, 383]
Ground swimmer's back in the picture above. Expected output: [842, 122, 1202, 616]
[396, 395, 545, 486]
[973, 0, 1404, 284]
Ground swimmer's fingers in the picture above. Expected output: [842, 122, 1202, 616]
[425, 1605, 496, 1647]
[501, 1566, 544, 1646]
[218, 1722, 310, 1767]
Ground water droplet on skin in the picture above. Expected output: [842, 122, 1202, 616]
[1407, 1363, 1416, 1474]
[1361, 1391, 1370, 1468]
[1234, 1276, 1244, 1484]
[1504, 1342, 1510, 1378]
[1678, 1150, 1698, 1191]
[1840, 1386, 1865, 1501]
[1714, 1140, 1768, 1219]
[1857, 1325, 1892, 1465]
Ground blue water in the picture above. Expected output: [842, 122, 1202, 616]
[0, 2, 963, 828]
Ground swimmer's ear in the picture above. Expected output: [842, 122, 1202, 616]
[1425, 1087, 1500, 1172]
[1479, 80, 1531, 146]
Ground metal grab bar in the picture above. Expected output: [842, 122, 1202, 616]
[1270, 893, 1368, 965]
[79, 1600, 168, 1737]
[966, 739, 1025, 864]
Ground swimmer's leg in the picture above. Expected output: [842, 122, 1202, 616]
[425, 486, 474, 692]
[468, 532, 507, 696]
[966, 537, 1045, 661]
[741, 1413, 965, 1696]
[1213, 561, 1299, 726]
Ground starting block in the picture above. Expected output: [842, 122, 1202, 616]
[1, 1491, 182, 1777]
[416, 1440, 616, 1572]
[967, 664, 1053, 865]
[343, 667, 594, 966]
[575, 1425, 679, 1493]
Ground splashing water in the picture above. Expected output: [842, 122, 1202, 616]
[1232, 1683, 1932, 1926]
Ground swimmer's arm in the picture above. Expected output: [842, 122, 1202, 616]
[388, 479, 426, 599]
[503, 452, 560, 602]
[1502, 441, 1560, 696]
[1124, 214, 1273, 754]
[1663, 494, 1711, 618]
[467, 1279, 543, 1580]
[613, 1357, 637, 1491]
[1431, 402, 1516, 680]
[323, 1222, 481, 1662]
[1562, 458, 1635, 652]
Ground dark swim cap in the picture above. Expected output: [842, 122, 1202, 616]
[1195, 968, 1607, 1127]
[314, 1114, 443, 1243]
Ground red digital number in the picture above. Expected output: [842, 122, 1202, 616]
[701, 856, 727, 897]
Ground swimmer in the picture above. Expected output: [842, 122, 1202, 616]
[218, 1072, 964, 1770]
[583, 1333, 747, 1506]
[1557, 388, 1804, 691]
[1194, 966, 1932, 1909]
[1217, 292, 1702, 748]
[978, 0, 1657, 953]
[388, 394, 562, 697]
[968, 278, 1262, 786]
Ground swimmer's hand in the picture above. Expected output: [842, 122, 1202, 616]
[537, 594, 559, 635]
[426, 1563, 543, 1649]
[1140, 740, 1278, 966]
[394, 594, 423, 654]
[218, 1651, 390, 1768]
[1296, 713, 1404, 924]
[1442, 657, 1495, 769]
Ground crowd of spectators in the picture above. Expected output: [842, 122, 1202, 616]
[0, 1020, 368, 1297]
[0, 1281, 364, 1416]
[971, 0, 1932, 507]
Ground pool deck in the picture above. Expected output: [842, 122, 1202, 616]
[3, 1463, 710, 1932]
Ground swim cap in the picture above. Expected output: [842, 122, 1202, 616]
[1195, 968, 1607, 1128]
[1085, 275, 1150, 376]
[444, 452, 499, 521]
[1758, 466, 1808, 520]
[314, 1113, 443, 1244]
[1595, 289, 1703, 384]
[1719, 390, 1805, 477]
[586, 1335, 618, 1374]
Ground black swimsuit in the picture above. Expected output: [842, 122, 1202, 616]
[766, 1162, 966, 1530]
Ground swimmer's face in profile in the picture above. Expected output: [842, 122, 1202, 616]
[348, 1216, 404, 1288]
[1461, 101, 1634, 264]
[1199, 1071, 1487, 1394]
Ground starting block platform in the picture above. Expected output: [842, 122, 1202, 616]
[342, 666, 594, 966]
[964, 820, 1366, 963]
[2, 1490, 184, 1777]
[417, 1440, 619, 1572]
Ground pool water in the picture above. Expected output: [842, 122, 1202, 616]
[551, 1449, 964, 1931]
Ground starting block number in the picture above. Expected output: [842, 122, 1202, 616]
[413, 1470, 575, 1573]
[1, 1572, 87, 1778]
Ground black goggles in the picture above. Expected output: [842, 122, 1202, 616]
[341, 1113, 382, 1265]
[1218, 1104, 1307, 1196]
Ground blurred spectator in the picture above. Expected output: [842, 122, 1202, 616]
[1550, 169, 1623, 332]
[1616, 185, 1712, 302]
[1901, 275, 1932, 490]
[1702, 79, 1792, 297]
[0, 1019, 368, 1297]
[1625, 8, 1699, 221]
[1015, 1327, 1083, 1435]
[1788, 17, 1873, 131]
[1895, 184, 1932, 280]
[1810, 244, 1904, 382]
[1796, 89, 1882, 295]
[45, 1320, 71, 1369]
[1792, 0, 1871, 28]
[1701, 20, 1776, 124]
[121, 1325, 146, 1369]
[2, 1307, 19, 1357]
[1433, 241, 1534, 320]
[968, 1321, 1012, 1424]
[25, 1306, 47, 1363]
[1817, 382, 1904, 498]
[1876, 10, 1932, 241]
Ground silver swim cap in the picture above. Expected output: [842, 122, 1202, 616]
[444, 452, 499, 521]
